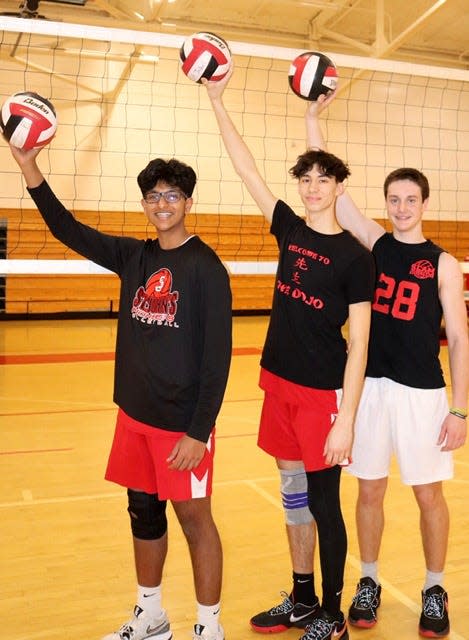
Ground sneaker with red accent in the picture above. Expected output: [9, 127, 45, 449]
[348, 577, 381, 628]
[250, 592, 320, 633]
[299, 611, 349, 640]
[419, 585, 450, 637]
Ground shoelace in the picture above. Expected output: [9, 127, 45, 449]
[353, 585, 378, 609]
[423, 593, 444, 619]
[269, 592, 293, 615]
[302, 618, 333, 640]
[118, 624, 135, 640]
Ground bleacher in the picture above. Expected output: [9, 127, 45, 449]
[1, 207, 468, 316]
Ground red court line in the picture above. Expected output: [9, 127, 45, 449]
[233, 347, 262, 356]
[0, 346, 262, 365]
[0, 447, 74, 456]
[0, 352, 115, 365]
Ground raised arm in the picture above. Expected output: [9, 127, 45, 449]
[437, 252, 469, 451]
[305, 94, 384, 250]
[203, 64, 277, 222]
[8, 141, 136, 274]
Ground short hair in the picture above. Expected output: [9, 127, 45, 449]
[384, 167, 430, 201]
[137, 158, 197, 198]
[289, 149, 351, 183]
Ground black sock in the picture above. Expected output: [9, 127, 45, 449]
[292, 571, 317, 606]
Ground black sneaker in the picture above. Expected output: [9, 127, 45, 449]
[250, 592, 320, 633]
[299, 611, 349, 640]
[419, 585, 449, 637]
[348, 577, 381, 628]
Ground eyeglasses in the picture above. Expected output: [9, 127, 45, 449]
[143, 190, 187, 204]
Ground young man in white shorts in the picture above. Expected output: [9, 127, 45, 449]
[306, 95, 469, 638]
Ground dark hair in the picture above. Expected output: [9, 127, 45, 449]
[137, 158, 197, 197]
[289, 149, 350, 183]
[384, 167, 429, 201]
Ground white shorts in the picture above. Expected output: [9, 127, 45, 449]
[347, 377, 453, 486]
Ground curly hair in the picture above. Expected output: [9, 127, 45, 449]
[137, 158, 197, 197]
[289, 149, 350, 183]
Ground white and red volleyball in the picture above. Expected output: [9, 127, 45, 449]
[0, 91, 57, 150]
[288, 52, 338, 101]
[179, 31, 231, 83]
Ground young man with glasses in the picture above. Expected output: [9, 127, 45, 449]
[8, 146, 232, 640]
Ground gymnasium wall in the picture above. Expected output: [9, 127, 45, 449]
[0, 25, 468, 314]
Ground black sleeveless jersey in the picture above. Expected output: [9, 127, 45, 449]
[366, 233, 445, 389]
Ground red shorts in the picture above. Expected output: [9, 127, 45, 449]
[258, 369, 341, 472]
[105, 409, 215, 501]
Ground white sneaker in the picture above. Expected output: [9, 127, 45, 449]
[102, 605, 172, 640]
[192, 623, 224, 640]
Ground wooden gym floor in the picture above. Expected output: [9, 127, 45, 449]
[1, 316, 468, 639]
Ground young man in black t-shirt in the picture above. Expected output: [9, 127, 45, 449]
[204, 64, 374, 640]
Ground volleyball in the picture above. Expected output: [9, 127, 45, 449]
[0, 91, 57, 150]
[288, 52, 338, 101]
[179, 32, 231, 83]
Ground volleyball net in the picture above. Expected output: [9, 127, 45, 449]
[0, 16, 468, 312]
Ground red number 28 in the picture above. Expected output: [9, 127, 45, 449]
[373, 273, 420, 321]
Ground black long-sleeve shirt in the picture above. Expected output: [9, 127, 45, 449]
[28, 180, 233, 442]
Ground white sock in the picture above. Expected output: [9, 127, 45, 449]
[424, 570, 444, 592]
[197, 602, 221, 633]
[137, 584, 162, 619]
[361, 561, 379, 585]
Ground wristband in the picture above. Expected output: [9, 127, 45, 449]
[449, 408, 467, 419]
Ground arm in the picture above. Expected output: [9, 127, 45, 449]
[323, 300, 371, 465]
[437, 252, 469, 451]
[8, 143, 137, 273]
[203, 64, 278, 222]
[304, 95, 384, 250]
[168, 259, 232, 471]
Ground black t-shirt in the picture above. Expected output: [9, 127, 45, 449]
[367, 233, 445, 388]
[261, 200, 375, 389]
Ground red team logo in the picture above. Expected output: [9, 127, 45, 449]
[132, 268, 179, 325]
[409, 259, 435, 280]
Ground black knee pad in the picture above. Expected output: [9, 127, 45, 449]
[127, 489, 168, 540]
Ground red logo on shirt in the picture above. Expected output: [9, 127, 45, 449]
[409, 260, 435, 280]
[131, 268, 179, 325]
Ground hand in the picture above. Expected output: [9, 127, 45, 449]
[323, 414, 352, 466]
[305, 89, 338, 120]
[9, 142, 43, 167]
[201, 61, 234, 100]
[438, 413, 467, 451]
[166, 434, 207, 471]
